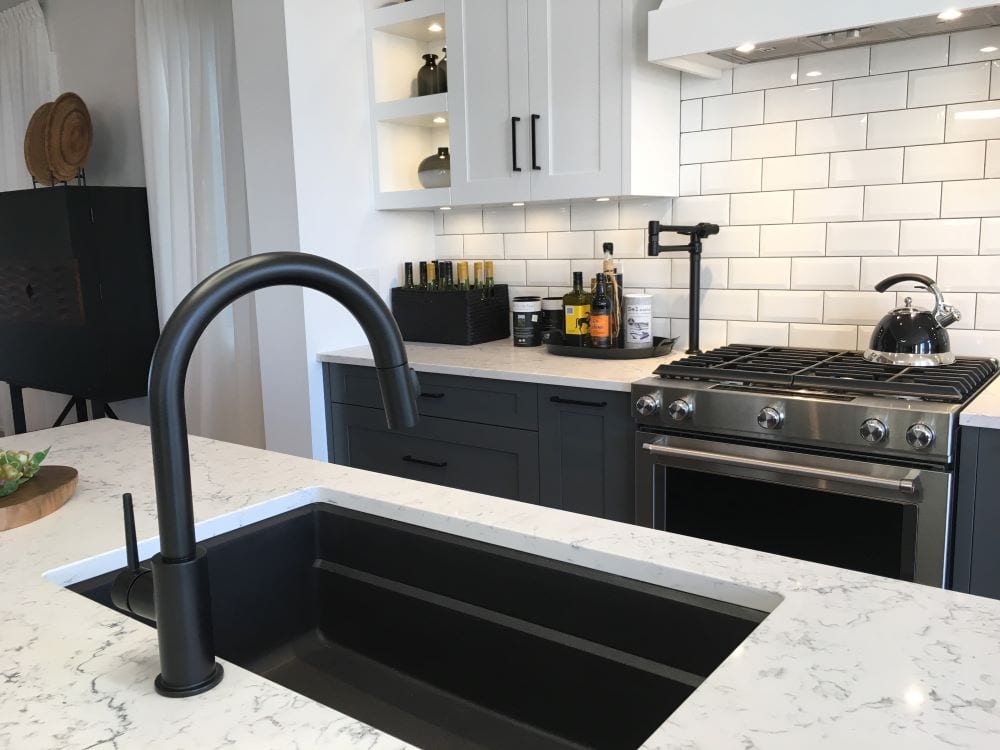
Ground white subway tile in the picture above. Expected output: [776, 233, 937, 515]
[679, 165, 701, 196]
[823, 291, 889, 325]
[908, 63, 991, 107]
[734, 58, 798, 93]
[860, 256, 937, 290]
[462, 233, 503, 258]
[727, 321, 790, 346]
[483, 206, 526, 234]
[832, 72, 907, 115]
[986, 141, 1000, 179]
[731, 122, 796, 159]
[764, 82, 831, 123]
[864, 182, 942, 220]
[796, 115, 867, 154]
[794, 186, 864, 223]
[435, 234, 463, 259]
[730, 191, 793, 225]
[868, 107, 946, 148]
[759, 290, 824, 323]
[760, 223, 827, 257]
[950, 27, 1000, 65]
[701, 289, 757, 321]
[899, 219, 981, 255]
[507, 287, 548, 302]
[652, 290, 688, 318]
[946, 101, 1000, 142]
[671, 318, 728, 349]
[442, 207, 483, 234]
[829, 148, 903, 187]
[596, 229, 644, 258]
[701, 159, 762, 194]
[870, 36, 949, 75]
[729, 258, 791, 289]
[904, 141, 985, 182]
[490, 260, 526, 285]
[525, 203, 570, 232]
[672, 194, 730, 226]
[681, 129, 732, 164]
[791, 257, 860, 290]
[826, 221, 899, 256]
[857, 326, 875, 349]
[525, 259, 570, 286]
[941, 179, 1000, 218]
[761, 154, 829, 191]
[570, 201, 619, 230]
[504, 232, 547, 259]
[983, 218, 1000, 253]
[702, 91, 764, 129]
[548, 231, 595, 259]
[570, 258, 604, 279]
[977, 294, 1000, 330]
[672, 258, 729, 289]
[619, 198, 671, 229]
[894, 291, 976, 329]
[797, 48, 870, 84]
[680, 99, 702, 132]
[621, 258, 671, 288]
[681, 69, 732, 99]
[948, 329, 1000, 357]
[701, 225, 760, 257]
[938, 255, 1000, 292]
[789, 324, 858, 349]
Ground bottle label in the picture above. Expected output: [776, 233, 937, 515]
[590, 313, 610, 338]
[564, 304, 591, 335]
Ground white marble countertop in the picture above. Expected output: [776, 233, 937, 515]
[2, 419, 1000, 749]
[318, 338, 684, 392]
[962, 373, 1000, 429]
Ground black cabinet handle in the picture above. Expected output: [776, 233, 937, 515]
[419, 392, 445, 399]
[530, 114, 541, 170]
[402, 455, 448, 468]
[511, 116, 522, 172]
[549, 396, 607, 408]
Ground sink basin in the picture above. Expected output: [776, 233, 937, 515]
[67, 503, 767, 749]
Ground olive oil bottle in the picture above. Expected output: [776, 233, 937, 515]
[562, 271, 592, 346]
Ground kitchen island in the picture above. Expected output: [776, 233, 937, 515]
[2, 419, 999, 749]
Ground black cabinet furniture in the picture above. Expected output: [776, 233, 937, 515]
[953, 427, 1000, 599]
[0, 186, 158, 432]
[324, 364, 634, 522]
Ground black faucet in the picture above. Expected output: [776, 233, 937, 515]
[647, 221, 720, 354]
[110, 252, 420, 697]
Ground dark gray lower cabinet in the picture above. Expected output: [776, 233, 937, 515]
[538, 386, 634, 523]
[953, 427, 1000, 598]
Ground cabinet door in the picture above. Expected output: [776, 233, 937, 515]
[527, 0, 623, 201]
[447, 0, 531, 205]
[538, 386, 634, 522]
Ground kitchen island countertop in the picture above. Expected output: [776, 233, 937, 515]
[962, 372, 1000, 429]
[2, 419, 1000, 749]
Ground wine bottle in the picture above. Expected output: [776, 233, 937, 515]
[404, 262, 415, 289]
[426, 260, 438, 292]
[457, 261, 470, 290]
[473, 261, 484, 289]
[590, 273, 612, 348]
[562, 271, 592, 347]
[484, 261, 495, 295]
[418, 261, 428, 290]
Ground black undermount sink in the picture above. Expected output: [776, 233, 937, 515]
[70, 503, 767, 749]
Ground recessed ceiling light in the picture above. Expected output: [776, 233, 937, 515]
[595, 197, 610, 202]
[805, 70, 822, 77]
[512, 202, 525, 207]
[937, 8, 962, 20]
[439, 206, 451, 210]
[981, 46, 998, 53]
[432, 116, 446, 124]
[427, 21, 443, 32]
[735, 42, 756, 54]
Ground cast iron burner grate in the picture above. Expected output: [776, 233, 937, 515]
[654, 345, 999, 403]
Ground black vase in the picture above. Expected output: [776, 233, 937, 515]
[439, 47, 448, 93]
[417, 53, 442, 96]
[418, 147, 451, 189]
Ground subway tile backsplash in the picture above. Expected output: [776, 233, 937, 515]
[431, 31, 1000, 357]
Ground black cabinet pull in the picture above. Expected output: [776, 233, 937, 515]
[402, 455, 448, 468]
[511, 116, 522, 172]
[419, 392, 445, 399]
[549, 396, 607, 408]
[530, 114, 541, 170]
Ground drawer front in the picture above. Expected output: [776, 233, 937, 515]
[330, 404, 540, 502]
[326, 364, 538, 430]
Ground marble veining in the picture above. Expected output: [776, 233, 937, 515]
[2, 420, 1000, 749]
[962, 373, 1000, 430]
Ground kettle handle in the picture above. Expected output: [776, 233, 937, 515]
[874, 273, 936, 293]
[874, 273, 961, 328]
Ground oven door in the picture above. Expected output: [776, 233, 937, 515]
[635, 431, 953, 586]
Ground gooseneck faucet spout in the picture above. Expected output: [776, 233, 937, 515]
[111, 252, 420, 697]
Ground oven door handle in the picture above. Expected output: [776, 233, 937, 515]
[641, 443, 919, 495]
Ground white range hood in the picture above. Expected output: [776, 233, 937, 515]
[649, 0, 1000, 77]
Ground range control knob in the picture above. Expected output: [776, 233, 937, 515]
[666, 399, 693, 422]
[757, 406, 783, 430]
[906, 423, 935, 450]
[635, 393, 662, 417]
[860, 418, 888, 444]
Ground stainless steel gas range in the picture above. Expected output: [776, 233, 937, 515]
[632, 345, 999, 587]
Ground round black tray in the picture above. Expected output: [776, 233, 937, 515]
[545, 336, 676, 359]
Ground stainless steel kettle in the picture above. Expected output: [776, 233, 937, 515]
[863, 273, 961, 367]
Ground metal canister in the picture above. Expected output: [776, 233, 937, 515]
[624, 293, 653, 349]
[540, 297, 564, 344]
[512, 296, 543, 347]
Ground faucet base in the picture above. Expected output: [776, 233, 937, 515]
[155, 662, 224, 698]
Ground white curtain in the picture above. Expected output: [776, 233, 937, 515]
[135, 0, 264, 447]
[0, 0, 57, 437]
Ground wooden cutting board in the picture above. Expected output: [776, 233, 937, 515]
[0, 466, 78, 531]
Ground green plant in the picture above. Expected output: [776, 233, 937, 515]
[0, 447, 50, 498]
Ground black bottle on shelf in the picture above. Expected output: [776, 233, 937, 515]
[439, 47, 448, 92]
[418, 54, 442, 96]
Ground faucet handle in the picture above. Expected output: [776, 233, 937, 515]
[122, 493, 140, 572]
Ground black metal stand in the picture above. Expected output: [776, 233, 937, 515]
[32, 168, 87, 189]
[647, 221, 719, 355]
[9, 385, 26, 434]
[4, 383, 120, 434]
